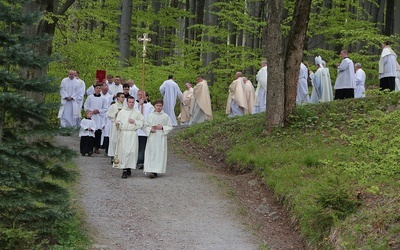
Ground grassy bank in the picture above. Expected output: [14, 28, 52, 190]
[174, 91, 400, 249]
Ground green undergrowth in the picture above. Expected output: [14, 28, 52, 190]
[174, 91, 400, 249]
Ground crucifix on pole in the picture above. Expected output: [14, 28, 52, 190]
[138, 33, 151, 92]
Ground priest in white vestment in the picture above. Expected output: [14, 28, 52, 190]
[84, 84, 109, 154]
[107, 93, 125, 164]
[226, 72, 248, 117]
[296, 62, 310, 104]
[254, 61, 267, 114]
[189, 76, 213, 124]
[379, 41, 397, 91]
[100, 84, 112, 155]
[109, 76, 123, 99]
[179, 82, 193, 125]
[58, 70, 82, 127]
[75, 71, 86, 113]
[159, 75, 183, 126]
[143, 99, 173, 179]
[243, 77, 255, 115]
[136, 90, 155, 169]
[310, 56, 334, 103]
[113, 96, 144, 179]
[128, 79, 139, 99]
[354, 63, 366, 98]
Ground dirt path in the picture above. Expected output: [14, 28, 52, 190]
[60, 130, 306, 250]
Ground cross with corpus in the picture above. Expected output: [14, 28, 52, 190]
[138, 33, 151, 91]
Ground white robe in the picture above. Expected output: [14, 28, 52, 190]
[113, 107, 144, 169]
[159, 79, 183, 126]
[334, 58, 355, 89]
[379, 46, 397, 79]
[130, 85, 139, 99]
[189, 80, 213, 124]
[101, 92, 113, 105]
[77, 78, 86, 112]
[310, 67, 334, 103]
[100, 92, 113, 145]
[254, 66, 267, 113]
[135, 101, 155, 137]
[180, 87, 193, 124]
[243, 80, 256, 114]
[79, 118, 96, 137]
[296, 63, 310, 104]
[143, 111, 173, 174]
[109, 83, 123, 96]
[354, 68, 366, 98]
[226, 77, 247, 117]
[107, 102, 124, 157]
[86, 85, 94, 96]
[58, 76, 81, 127]
[84, 94, 108, 131]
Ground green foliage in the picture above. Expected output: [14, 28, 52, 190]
[0, 1, 79, 248]
[175, 92, 400, 249]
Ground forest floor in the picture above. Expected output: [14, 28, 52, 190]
[60, 126, 307, 250]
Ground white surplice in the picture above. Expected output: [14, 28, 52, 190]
[112, 107, 144, 169]
[143, 111, 173, 174]
[107, 102, 123, 157]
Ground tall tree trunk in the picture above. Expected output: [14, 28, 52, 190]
[119, 0, 133, 67]
[196, 0, 205, 41]
[152, 0, 164, 65]
[394, 0, 400, 35]
[265, 0, 285, 132]
[20, 0, 76, 102]
[384, 0, 395, 36]
[284, 0, 312, 123]
[203, 0, 218, 84]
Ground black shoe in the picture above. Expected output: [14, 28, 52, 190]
[153, 173, 158, 177]
[122, 170, 128, 179]
[148, 172, 155, 179]
[137, 164, 144, 169]
[81, 153, 85, 156]
[126, 169, 132, 177]
[110, 157, 114, 164]
[88, 151, 93, 156]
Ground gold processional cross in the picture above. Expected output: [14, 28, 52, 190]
[138, 33, 151, 92]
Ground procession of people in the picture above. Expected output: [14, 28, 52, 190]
[59, 42, 399, 179]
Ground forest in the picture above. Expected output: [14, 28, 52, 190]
[46, 0, 399, 114]
[1, 0, 400, 248]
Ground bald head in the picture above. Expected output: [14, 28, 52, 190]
[235, 72, 243, 79]
[68, 70, 75, 80]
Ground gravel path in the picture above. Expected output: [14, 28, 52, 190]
[60, 135, 260, 250]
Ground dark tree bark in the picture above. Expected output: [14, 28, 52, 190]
[265, 0, 312, 132]
[394, 0, 400, 34]
[265, 0, 285, 131]
[203, 0, 219, 84]
[384, 0, 395, 36]
[119, 0, 133, 67]
[21, 0, 76, 102]
[284, 0, 312, 123]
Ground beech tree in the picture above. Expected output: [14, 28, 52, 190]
[265, 0, 312, 131]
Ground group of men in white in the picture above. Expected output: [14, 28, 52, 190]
[58, 72, 215, 179]
[307, 42, 399, 104]
[58, 71, 179, 179]
[225, 42, 399, 117]
[58, 42, 399, 177]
